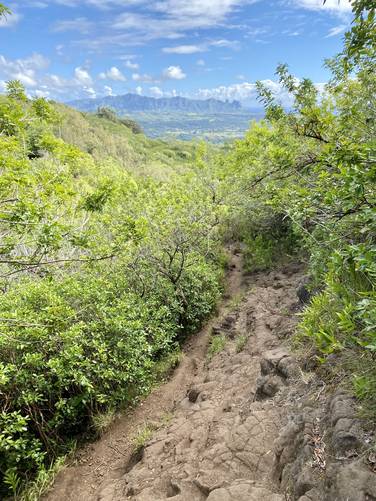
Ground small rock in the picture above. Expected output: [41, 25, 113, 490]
[187, 388, 200, 403]
[255, 375, 285, 400]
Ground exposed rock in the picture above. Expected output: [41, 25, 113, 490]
[328, 460, 376, 501]
[255, 374, 286, 400]
[207, 483, 284, 501]
[297, 276, 312, 304]
[187, 388, 200, 403]
[46, 259, 371, 501]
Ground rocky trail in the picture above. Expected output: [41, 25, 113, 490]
[45, 250, 376, 501]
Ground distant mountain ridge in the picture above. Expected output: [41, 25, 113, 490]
[68, 93, 242, 114]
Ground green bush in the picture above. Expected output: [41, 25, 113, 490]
[0, 82, 224, 497]
[220, 0, 376, 414]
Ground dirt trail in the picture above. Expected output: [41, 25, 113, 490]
[45, 249, 246, 501]
[45, 250, 376, 501]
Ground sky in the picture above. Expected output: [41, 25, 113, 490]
[0, 0, 353, 106]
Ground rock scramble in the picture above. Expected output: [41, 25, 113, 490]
[45, 254, 375, 501]
[99, 261, 303, 501]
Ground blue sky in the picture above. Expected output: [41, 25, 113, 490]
[0, 0, 353, 106]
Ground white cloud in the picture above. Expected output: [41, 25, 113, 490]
[77, 0, 253, 49]
[15, 73, 37, 86]
[84, 86, 97, 98]
[35, 88, 51, 97]
[149, 86, 164, 98]
[153, 0, 250, 28]
[197, 81, 257, 101]
[196, 59, 206, 66]
[162, 65, 186, 80]
[210, 39, 240, 49]
[0, 53, 49, 88]
[135, 85, 143, 95]
[132, 72, 156, 83]
[291, 0, 352, 13]
[0, 51, 123, 101]
[195, 79, 327, 106]
[163, 44, 206, 54]
[55, 44, 64, 56]
[74, 66, 93, 85]
[99, 66, 126, 81]
[162, 39, 240, 55]
[104, 85, 113, 95]
[325, 24, 347, 37]
[125, 60, 139, 70]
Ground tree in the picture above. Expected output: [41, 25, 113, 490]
[6, 80, 27, 102]
[0, 3, 11, 18]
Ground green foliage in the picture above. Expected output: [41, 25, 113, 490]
[0, 81, 224, 497]
[207, 334, 226, 360]
[0, 3, 11, 18]
[96, 106, 143, 135]
[133, 424, 155, 451]
[18, 456, 66, 501]
[235, 335, 247, 353]
[6, 80, 27, 102]
[221, 4, 376, 411]
[153, 349, 182, 382]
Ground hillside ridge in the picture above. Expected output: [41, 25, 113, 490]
[68, 93, 243, 114]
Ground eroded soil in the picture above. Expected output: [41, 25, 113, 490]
[45, 251, 376, 501]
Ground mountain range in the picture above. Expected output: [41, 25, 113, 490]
[68, 93, 243, 114]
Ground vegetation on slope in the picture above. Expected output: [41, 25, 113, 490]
[221, 0, 376, 415]
[0, 81, 226, 497]
[53, 104, 197, 180]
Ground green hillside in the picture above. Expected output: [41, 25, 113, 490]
[0, 83, 226, 498]
[53, 104, 197, 179]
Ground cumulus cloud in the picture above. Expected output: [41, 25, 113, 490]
[99, 66, 126, 81]
[162, 65, 186, 80]
[0, 53, 49, 87]
[0, 51, 120, 100]
[195, 79, 327, 106]
[149, 86, 164, 98]
[74, 66, 93, 86]
[84, 86, 97, 98]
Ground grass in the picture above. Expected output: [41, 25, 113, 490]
[228, 291, 244, 310]
[92, 409, 116, 436]
[16, 456, 67, 501]
[153, 349, 183, 383]
[235, 334, 248, 353]
[207, 334, 226, 360]
[133, 424, 156, 451]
